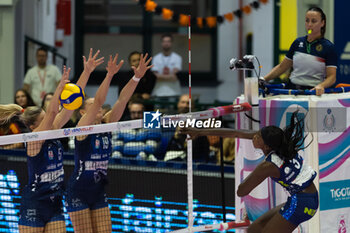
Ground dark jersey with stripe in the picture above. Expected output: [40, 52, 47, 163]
[286, 36, 337, 87]
[71, 133, 112, 190]
[265, 151, 316, 195]
[26, 140, 64, 199]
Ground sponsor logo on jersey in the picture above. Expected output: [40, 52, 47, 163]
[48, 150, 54, 160]
[316, 44, 323, 52]
[95, 139, 100, 149]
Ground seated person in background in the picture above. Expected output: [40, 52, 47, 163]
[163, 94, 210, 162]
[164, 126, 210, 162]
[207, 119, 236, 164]
[263, 7, 337, 96]
[118, 51, 156, 99]
[208, 136, 235, 164]
[158, 94, 192, 156]
[41, 92, 53, 111]
[112, 99, 160, 161]
[14, 89, 36, 109]
[102, 104, 111, 118]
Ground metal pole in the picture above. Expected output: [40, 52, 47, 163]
[219, 116, 227, 222]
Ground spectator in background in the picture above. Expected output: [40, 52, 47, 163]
[113, 99, 160, 161]
[207, 136, 235, 164]
[118, 51, 156, 100]
[102, 104, 112, 117]
[163, 94, 210, 162]
[14, 89, 36, 109]
[23, 47, 62, 106]
[177, 94, 190, 113]
[152, 34, 182, 97]
[41, 92, 54, 111]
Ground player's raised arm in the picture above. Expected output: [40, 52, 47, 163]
[77, 53, 123, 127]
[105, 53, 153, 123]
[179, 127, 257, 139]
[35, 66, 70, 132]
[53, 49, 104, 129]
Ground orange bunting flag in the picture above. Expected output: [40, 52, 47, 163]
[242, 5, 252, 14]
[179, 14, 189, 26]
[145, 0, 157, 12]
[224, 12, 234, 22]
[206, 16, 217, 28]
[162, 8, 173, 20]
[197, 17, 203, 28]
[139, 0, 267, 28]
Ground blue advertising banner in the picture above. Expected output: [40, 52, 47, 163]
[320, 179, 350, 211]
[334, 0, 350, 84]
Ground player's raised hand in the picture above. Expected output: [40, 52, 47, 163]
[83, 48, 104, 73]
[57, 66, 71, 89]
[132, 53, 153, 79]
[106, 53, 124, 76]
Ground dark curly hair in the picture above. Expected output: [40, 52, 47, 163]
[261, 111, 311, 160]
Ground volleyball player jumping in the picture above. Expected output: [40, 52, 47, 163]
[181, 111, 318, 233]
[0, 48, 103, 232]
[65, 53, 152, 233]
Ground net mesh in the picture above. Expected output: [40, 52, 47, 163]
[0, 111, 236, 233]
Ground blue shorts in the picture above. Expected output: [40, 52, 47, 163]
[19, 194, 64, 227]
[280, 191, 319, 226]
[65, 186, 108, 212]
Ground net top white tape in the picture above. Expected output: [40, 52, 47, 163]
[0, 104, 250, 146]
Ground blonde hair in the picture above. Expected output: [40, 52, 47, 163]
[0, 104, 23, 126]
[21, 106, 42, 127]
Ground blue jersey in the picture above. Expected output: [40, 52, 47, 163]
[71, 133, 112, 190]
[26, 140, 64, 199]
[286, 36, 337, 87]
[265, 151, 316, 195]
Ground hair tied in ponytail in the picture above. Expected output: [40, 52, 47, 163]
[21, 109, 25, 113]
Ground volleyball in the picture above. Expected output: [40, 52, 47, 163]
[59, 83, 85, 110]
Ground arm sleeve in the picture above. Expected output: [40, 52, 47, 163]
[326, 43, 338, 67]
[174, 54, 182, 71]
[151, 56, 161, 73]
[23, 70, 32, 85]
[285, 39, 298, 60]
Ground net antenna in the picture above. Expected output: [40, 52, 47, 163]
[186, 14, 195, 230]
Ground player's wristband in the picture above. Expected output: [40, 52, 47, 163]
[132, 76, 141, 82]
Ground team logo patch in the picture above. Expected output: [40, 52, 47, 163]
[323, 108, 335, 133]
[95, 139, 100, 149]
[48, 150, 54, 160]
[316, 44, 323, 52]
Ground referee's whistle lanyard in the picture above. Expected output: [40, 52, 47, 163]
[306, 36, 322, 54]
[306, 40, 317, 54]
